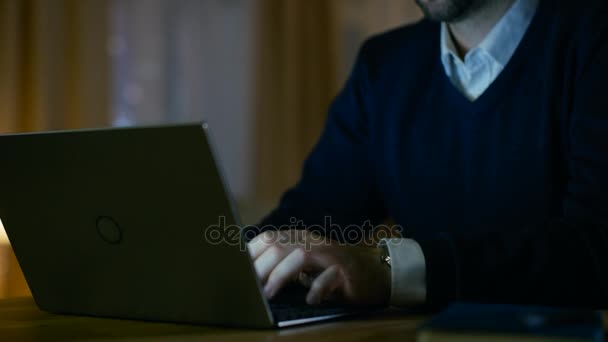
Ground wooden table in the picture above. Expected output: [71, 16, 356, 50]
[0, 297, 426, 341]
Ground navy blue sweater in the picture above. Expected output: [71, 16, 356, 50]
[260, 0, 608, 308]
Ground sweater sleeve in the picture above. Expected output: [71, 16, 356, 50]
[416, 32, 608, 309]
[257, 41, 387, 238]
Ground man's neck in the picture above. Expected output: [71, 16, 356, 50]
[448, 0, 516, 57]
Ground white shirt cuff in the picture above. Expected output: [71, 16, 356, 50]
[379, 238, 427, 306]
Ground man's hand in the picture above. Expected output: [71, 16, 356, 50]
[248, 229, 391, 306]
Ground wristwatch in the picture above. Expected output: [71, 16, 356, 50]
[379, 243, 392, 269]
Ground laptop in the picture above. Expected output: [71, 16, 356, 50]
[0, 123, 363, 328]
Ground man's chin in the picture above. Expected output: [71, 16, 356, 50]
[414, 0, 478, 23]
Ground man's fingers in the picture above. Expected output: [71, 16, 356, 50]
[306, 265, 342, 305]
[264, 248, 309, 299]
[248, 232, 279, 260]
[298, 271, 314, 288]
[248, 239, 271, 260]
[253, 246, 287, 283]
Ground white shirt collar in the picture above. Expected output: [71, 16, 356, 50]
[440, 0, 539, 70]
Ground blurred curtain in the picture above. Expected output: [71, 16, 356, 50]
[0, 0, 109, 133]
[0, 0, 109, 297]
[254, 0, 340, 202]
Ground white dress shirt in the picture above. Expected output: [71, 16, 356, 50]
[384, 0, 539, 306]
[440, 0, 539, 101]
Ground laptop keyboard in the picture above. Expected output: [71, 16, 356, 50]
[268, 284, 356, 322]
[270, 302, 354, 322]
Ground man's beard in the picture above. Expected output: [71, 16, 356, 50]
[415, 0, 488, 22]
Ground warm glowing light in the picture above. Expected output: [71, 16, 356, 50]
[0, 218, 8, 245]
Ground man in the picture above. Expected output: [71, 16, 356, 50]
[248, 0, 608, 309]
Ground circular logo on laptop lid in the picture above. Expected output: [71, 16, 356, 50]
[96, 216, 122, 244]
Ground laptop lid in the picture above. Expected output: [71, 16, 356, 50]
[0, 123, 274, 328]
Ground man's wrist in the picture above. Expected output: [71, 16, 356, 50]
[368, 246, 392, 306]
[379, 243, 392, 268]
[379, 238, 427, 306]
